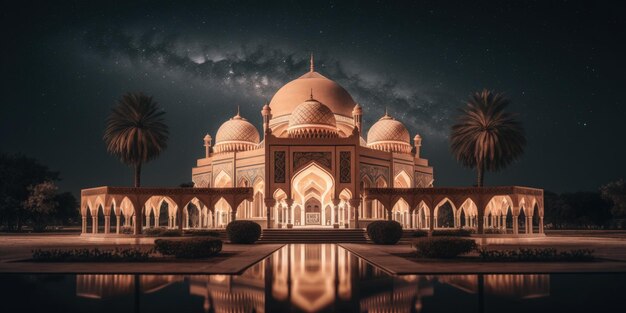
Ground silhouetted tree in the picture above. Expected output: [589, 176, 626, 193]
[0, 153, 59, 230]
[103, 92, 169, 187]
[54, 191, 79, 225]
[450, 90, 526, 187]
[600, 179, 626, 218]
[24, 181, 58, 232]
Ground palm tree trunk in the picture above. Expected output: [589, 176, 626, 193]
[477, 163, 484, 187]
[134, 163, 142, 187]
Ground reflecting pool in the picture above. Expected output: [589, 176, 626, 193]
[1, 244, 625, 313]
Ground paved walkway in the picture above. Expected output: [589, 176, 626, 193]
[341, 235, 626, 275]
[0, 235, 282, 274]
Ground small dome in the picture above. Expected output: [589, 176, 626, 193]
[367, 112, 411, 153]
[288, 97, 338, 138]
[214, 113, 260, 153]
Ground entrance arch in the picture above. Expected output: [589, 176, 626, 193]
[291, 162, 335, 227]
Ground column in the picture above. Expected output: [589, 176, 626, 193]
[409, 210, 414, 228]
[104, 215, 111, 234]
[92, 216, 98, 234]
[81, 216, 87, 234]
[350, 199, 361, 229]
[132, 215, 137, 235]
[230, 206, 237, 224]
[265, 198, 275, 229]
[539, 216, 544, 234]
[465, 216, 470, 228]
[527, 216, 533, 234]
[146, 213, 151, 228]
[333, 198, 340, 228]
[426, 214, 436, 233]
[501, 215, 506, 230]
[285, 199, 294, 228]
[512, 215, 519, 234]
[115, 214, 121, 234]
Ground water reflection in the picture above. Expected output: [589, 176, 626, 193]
[72, 244, 551, 313]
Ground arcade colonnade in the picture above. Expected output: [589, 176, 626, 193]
[80, 186, 253, 235]
[364, 186, 545, 234]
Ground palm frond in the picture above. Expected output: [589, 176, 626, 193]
[103, 92, 169, 167]
[450, 90, 526, 185]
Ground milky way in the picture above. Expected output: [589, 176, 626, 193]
[2, 1, 625, 194]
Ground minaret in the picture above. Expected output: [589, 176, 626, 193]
[261, 102, 272, 135]
[310, 53, 314, 72]
[203, 134, 212, 158]
[414, 134, 422, 158]
[352, 103, 363, 135]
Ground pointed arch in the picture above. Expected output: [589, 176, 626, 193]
[214, 170, 233, 188]
[394, 170, 411, 188]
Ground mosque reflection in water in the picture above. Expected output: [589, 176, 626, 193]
[75, 244, 549, 313]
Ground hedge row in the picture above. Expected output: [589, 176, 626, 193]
[478, 248, 594, 262]
[154, 238, 222, 258]
[32, 248, 151, 262]
[412, 229, 473, 237]
[413, 237, 477, 258]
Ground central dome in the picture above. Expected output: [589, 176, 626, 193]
[269, 71, 357, 118]
[288, 97, 338, 138]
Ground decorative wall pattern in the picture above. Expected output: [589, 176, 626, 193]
[340, 151, 351, 183]
[192, 173, 211, 187]
[415, 172, 434, 187]
[293, 152, 332, 172]
[212, 162, 233, 178]
[274, 151, 286, 183]
[394, 163, 414, 181]
[237, 167, 264, 186]
[360, 164, 389, 184]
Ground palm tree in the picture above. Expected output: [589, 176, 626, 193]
[450, 90, 525, 187]
[104, 92, 169, 187]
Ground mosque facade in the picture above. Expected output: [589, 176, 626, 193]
[191, 57, 433, 229]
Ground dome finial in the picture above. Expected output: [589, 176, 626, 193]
[310, 53, 314, 72]
[236, 105, 240, 116]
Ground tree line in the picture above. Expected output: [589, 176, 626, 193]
[544, 179, 626, 229]
[0, 153, 78, 232]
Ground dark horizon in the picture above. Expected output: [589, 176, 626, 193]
[2, 0, 625, 195]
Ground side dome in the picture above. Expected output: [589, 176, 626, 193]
[367, 112, 412, 153]
[269, 71, 356, 118]
[288, 97, 338, 138]
[214, 113, 260, 153]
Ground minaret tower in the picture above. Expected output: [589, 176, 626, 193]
[352, 103, 363, 135]
[261, 102, 272, 135]
[203, 134, 212, 158]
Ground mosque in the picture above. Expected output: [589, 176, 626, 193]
[80, 56, 544, 236]
[191, 56, 433, 229]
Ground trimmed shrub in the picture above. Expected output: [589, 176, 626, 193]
[32, 248, 150, 262]
[367, 220, 403, 245]
[143, 227, 182, 237]
[120, 226, 133, 234]
[413, 237, 477, 258]
[226, 220, 262, 244]
[478, 248, 594, 262]
[412, 229, 429, 238]
[154, 238, 222, 258]
[184, 229, 220, 237]
[432, 229, 472, 237]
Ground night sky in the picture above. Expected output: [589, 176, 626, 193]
[2, 0, 625, 195]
